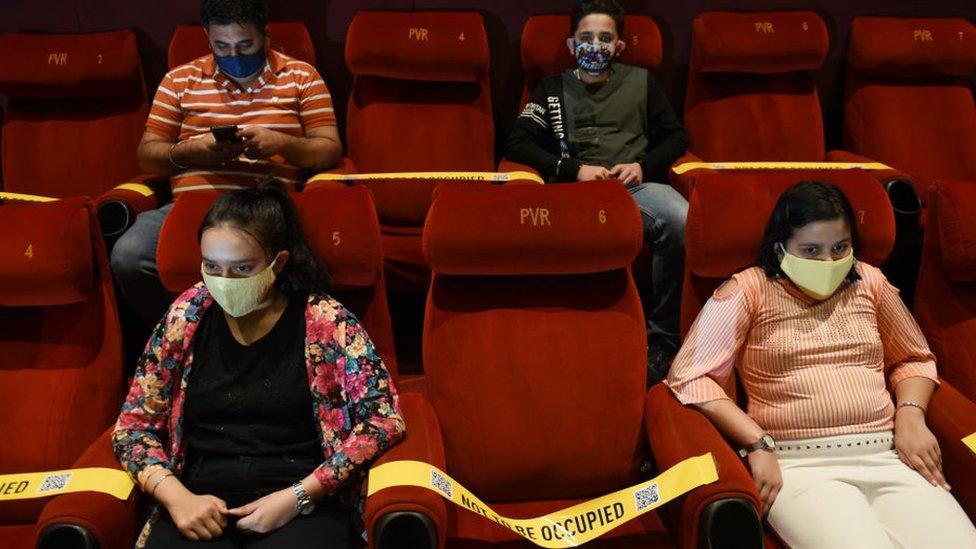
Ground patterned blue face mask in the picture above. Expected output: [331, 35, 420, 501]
[573, 40, 614, 76]
[214, 50, 266, 79]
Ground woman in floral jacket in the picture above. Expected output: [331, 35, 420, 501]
[113, 180, 404, 548]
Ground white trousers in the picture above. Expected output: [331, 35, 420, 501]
[767, 431, 976, 548]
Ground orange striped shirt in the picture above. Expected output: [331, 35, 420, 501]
[146, 50, 336, 193]
[665, 262, 938, 440]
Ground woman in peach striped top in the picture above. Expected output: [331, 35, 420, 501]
[665, 182, 976, 548]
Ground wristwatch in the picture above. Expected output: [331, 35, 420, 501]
[738, 434, 776, 458]
[292, 481, 315, 516]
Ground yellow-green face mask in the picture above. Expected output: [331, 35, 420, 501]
[201, 258, 278, 317]
[778, 245, 855, 301]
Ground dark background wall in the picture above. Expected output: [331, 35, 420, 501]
[2, 0, 973, 156]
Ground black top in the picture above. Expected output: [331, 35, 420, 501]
[184, 297, 322, 459]
[505, 63, 688, 183]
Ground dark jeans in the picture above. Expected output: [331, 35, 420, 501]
[145, 455, 356, 549]
[110, 202, 175, 327]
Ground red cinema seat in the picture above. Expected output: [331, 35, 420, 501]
[167, 22, 316, 68]
[498, 14, 663, 175]
[0, 197, 137, 549]
[155, 186, 400, 381]
[0, 31, 165, 220]
[365, 181, 764, 548]
[844, 17, 976, 188]
[682, 172, 976, 542]
[320, 11, 494, 292]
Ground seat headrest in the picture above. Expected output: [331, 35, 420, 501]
[423, 181, 642, 276]
[849, 17, 976, 78]
[345, 11, 488, 82]
[0, 30, 141, 98]
[692, 11, 828, 74]
[0, 197, 94, 306]
[686, 171, 895, 279]
[521, 15, 662, 82]
[157, 188, 384, 293]
[932, 180, 976, 282]
[167, 22, 316, 69]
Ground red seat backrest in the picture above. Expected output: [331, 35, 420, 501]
[155, 186, 398, 379]
[680, 170, 896, 336]
[422, 181, 647, 500]
[844, 17, 976, 186]
[518, 14, 662, 108]
[914, 181, 976, 401]
[0, 197, 122, 523]
[167, 22, 316, 69]
[0, 30, 147, 198]
[684, 11, 829, 161]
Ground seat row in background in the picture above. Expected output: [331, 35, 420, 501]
[1, 9, 975, 549]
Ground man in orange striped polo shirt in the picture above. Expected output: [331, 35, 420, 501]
[111, 0, 341, 326]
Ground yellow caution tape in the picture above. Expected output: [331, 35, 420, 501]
[0, 191, 58, 202]
[368, 454, 718, 547]
[964, 433, 976, 455]
[309, 171, 544, 185]
[0, 467, 134, 501]
[671, 161, 893, 175]
[113, 182, 155, 197]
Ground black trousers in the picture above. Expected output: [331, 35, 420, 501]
[144, 455, 357, 548]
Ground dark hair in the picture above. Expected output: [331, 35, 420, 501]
[570, 0, 625, 36]
[756, 181, 861, 282]
[200, 0, 268, 30]
[198, 178, 331, 298]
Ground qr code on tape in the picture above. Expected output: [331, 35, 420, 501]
[38, 473, 72, 493]
[429, 469, 452, 498]
[634, 483, 660, 512]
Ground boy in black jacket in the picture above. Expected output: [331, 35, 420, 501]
[505, 0, 689, 385]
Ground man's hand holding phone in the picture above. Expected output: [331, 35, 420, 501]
[170, 126, 245, 168]
[239, 125, 292, 160]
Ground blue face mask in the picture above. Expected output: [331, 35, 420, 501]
[573, 40, 614, 76]
[214, 50, 266, 79]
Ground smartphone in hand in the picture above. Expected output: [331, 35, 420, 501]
[211, 125, 241, 143]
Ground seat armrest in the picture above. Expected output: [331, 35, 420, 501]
[366, 392, 447, 549]
[927, 379, 976, 523]
[96, 174, 171, 239]
[669, 151, 709, 199]
[645, 384, 762, 549]
[36, 426, 141, 549]
[825, 150, 921, 213]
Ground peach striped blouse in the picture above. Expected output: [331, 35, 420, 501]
[665, 262, 938, 440]
[146, 50, 336, 193]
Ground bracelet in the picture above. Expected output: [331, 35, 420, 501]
[149, 472, 174, 497]
[169, 142, 189, 170]
[896, 401, 927, 414]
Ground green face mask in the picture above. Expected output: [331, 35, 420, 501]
[778, 244, 855, 301]
[201, 258, 278, 317]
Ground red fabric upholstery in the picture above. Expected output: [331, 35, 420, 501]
[681, 170, 895, 336]
[844, 17, 976, 187]
[0, 31, 142, 98]
[915, 181, 976, 402]
[341, 11, 495, 291]
[518, 15, 662, 108]
[927, 380, 976, 524]
[166, 22, 316, 69]
[155, 187, 399, 378]
[0, 199, 93, 306]
[0, 30, 147, 199]
[691, 11, 827, 74]
[684, 11, 827, 162]
[424, 181, 642, 275]
[848, 17, 976, 78]
[0, 198, 125, 544]
[364, 181, 757, 546]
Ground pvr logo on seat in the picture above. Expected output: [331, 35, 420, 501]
[47, 53, 68, 65]
[913, 29, 934, 42]
[409, 28, 429, 41]
[755, 22, 775, 34]
[520, 208, 551, 227]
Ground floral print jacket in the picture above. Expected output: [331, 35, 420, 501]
[112, 284, 404, 547]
